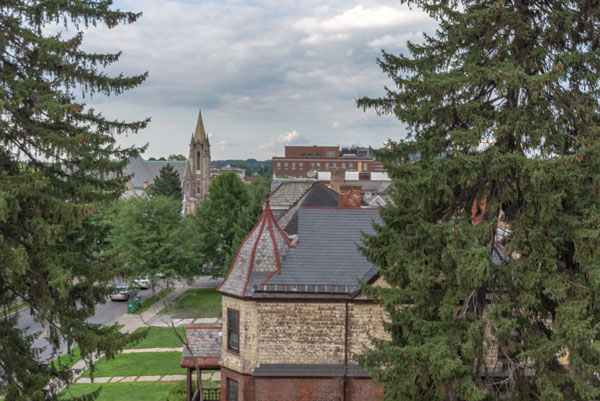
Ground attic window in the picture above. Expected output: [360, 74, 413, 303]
[228, 309, 239, 352]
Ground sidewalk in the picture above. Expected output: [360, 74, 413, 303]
[75, 370, 221, 384]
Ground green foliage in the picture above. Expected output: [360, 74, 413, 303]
[0, 1, 148, 399]
[123, 327, 186, 350]
[212, 159, 272, 177]
[167, 154, 186, 161]
[108, 196, 198, 282]
[357, 1, 600, 401]
[61, 382, 184, 401]
[151, 164, 182, 201]
[190, 173, 251, 275]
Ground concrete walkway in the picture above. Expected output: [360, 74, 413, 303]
[75, 370, 221, 384]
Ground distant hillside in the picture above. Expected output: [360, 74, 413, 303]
[212, 159, 272, 177]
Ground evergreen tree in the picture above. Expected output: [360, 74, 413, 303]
[191, 172, 251, 276]
[152, 164, 182, 200]
[357, 1, 600, 400]
[0, 1, 147, 399]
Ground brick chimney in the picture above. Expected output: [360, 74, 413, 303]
[339, 185, 362, 208]
[330, 168, 345, 193]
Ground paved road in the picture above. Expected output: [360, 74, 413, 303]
[15, 280, 164, 363]
[13, 276, 222, 363]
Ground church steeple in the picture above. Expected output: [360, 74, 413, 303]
[194, 109, 207, 142]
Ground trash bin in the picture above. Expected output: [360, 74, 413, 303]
[127, 295, 141, 313]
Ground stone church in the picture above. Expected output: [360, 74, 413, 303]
[182, 110, 211, 216]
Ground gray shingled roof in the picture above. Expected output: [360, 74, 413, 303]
[279, 183, 339, 235]
[257, 208, 381, 294]
[182, 327, 222, 359]
[218, 201, 291, 298]
[268, 181, 315, 210]
[253, 364, 369, 378]
[123, 157, 187, 188]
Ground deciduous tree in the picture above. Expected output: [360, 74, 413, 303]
[357, 1, 600, 400]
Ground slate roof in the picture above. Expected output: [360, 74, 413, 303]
[268, 180, 315, 213]
[255, 208, 381, 296]
[180, 326, 222, 369]
[124, 156, 187, 188]
[218, 199, 291, 298]
[253, 364, 369, 378]
[278, 183, 339, 235]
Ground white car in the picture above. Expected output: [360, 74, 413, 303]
[134, 275, 150, 289]
[110, 285, 137, 301]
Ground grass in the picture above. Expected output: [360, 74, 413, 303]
[80, 352, 183, 378]
[2, 302, 27, 316]
[134, 287, 175, 315]
[159, 288, 221, 319]
[54, 346, 83, 369]
[60, 382, 184, 401]
[124, 327, 186, 349]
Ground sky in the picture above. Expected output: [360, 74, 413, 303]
[78, 0, 437, 160]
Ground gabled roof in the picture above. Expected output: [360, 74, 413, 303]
[218, 199, 291, 298]
[268, 180, 315, 216]
[278, 183, 340, 235]
[124, 157, 186, 188]
[255, 208, 381, 296]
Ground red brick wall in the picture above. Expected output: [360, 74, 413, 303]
[339, 186, 362, 208]
[285, 146, 339, 158]
[221, 367, 255, 401]
[255, 377, 382, 401]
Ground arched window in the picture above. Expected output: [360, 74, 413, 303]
[196, 151, 201, 171]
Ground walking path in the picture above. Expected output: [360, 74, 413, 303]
[75, 370, 221, 384]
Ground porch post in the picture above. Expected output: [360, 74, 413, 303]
[187, 368, 193, 401]
[197, 368, 203, 400]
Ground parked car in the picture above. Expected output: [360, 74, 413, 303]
[110, 285, 137, 301]
[134, 275, 150, 289]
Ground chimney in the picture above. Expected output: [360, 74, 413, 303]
[339, 185, 362, 208]
[143, 180, 149, 189]
[330, 168, 345, 193]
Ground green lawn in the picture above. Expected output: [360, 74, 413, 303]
[60, 382, 184, 401]
[134, 287, 175, 314]
[159, 288, 221, 319]
[124, 327, 186, 349]
[81, 352, 183, 378]
[54, 346, 83, 369]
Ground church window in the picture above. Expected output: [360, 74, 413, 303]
[196, 151, 201, 171]
[197, 187, 200, 194]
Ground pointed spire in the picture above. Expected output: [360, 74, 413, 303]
[194, 109, 207, 142]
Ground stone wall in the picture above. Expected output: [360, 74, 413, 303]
[221, 296, 258, 374]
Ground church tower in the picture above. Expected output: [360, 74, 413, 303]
[183, 109, 211, 215]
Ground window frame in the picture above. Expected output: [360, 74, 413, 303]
[227, 378, 239, 401]
[227, 308, 240, 353]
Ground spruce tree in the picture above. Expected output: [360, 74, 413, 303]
[357, 1, 600, 400]
[0, 1, 147, 399]
[152, 164, 182, 200]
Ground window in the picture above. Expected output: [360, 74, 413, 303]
[276, 162, 281, 168]
[316, 153, 322, 158]
[308, 154, 313, 158]
[301, 154, 305, 158]
[341, 162, 346, 168]
[228, 309, 239, 352]
[326, 150, 335, 158]
[363, 163, 368, 171]
[316, 162, 321, 168]
[349, 163, 353, 169]
[325, 162, 329, 169]
[227, 378, 239, 401]
[299, 162, 303, 168]
[292, 162, 296, 169]
[311, 162, 315, 168]
[332, 162, 337, 168]
[284, 162, 288, 169]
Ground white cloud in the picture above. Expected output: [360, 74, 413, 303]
[275, 130, 300, 143]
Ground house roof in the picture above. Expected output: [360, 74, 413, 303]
[253, 364, 369, 378]
[180, 326, 222, 369]
[268, 180, 315, 212]
[278, 183, 339, 235]
[255, 208, 381, 296]
[124, 156, 187, 189]
[218, 199, 291, 298]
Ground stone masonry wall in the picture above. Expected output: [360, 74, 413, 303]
[257, 302, 347, 365]
[221, 296, 258, 374]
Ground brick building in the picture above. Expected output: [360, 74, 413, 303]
[216, 198, 387, 401]
[272, 145, 375, 178]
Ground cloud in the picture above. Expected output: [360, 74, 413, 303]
[275, 130, 300, 143]
[74, 0, 435, 159]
